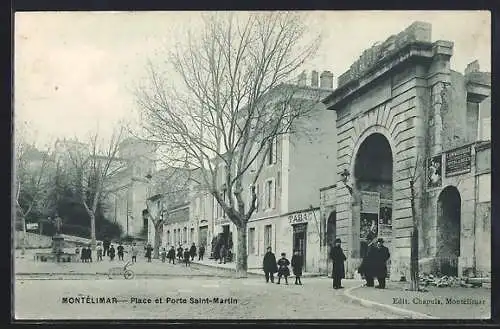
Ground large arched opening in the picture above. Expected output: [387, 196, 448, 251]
[353, 133, 393, 260]
[436, 186, 461, 276]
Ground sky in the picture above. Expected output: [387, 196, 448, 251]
[14, 11, 491, 149]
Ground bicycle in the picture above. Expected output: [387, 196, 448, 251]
[107, 261, 135, 280]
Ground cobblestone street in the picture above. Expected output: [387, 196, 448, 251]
[14, 276, 398, 320]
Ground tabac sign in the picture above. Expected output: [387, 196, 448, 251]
[288, 209, 317, 225]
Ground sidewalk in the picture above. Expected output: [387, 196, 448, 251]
[344, 281, 490, 319]
[191, 257, 325, 278]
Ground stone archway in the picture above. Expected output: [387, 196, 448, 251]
[351, 131, 394, 259]
[436, 186, 461, 276]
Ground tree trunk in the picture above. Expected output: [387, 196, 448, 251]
[153, 223, 163, 259]
[21, 215, 27, 255]
[235, 223, 248, 278]
[410, 225, 419, 291]
[409, 180, 419, 291]
[89, 212, 96, 251]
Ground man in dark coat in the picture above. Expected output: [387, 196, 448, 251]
[198, 245, 205, 261]
[330, 238, 347, 289]
[373, 238, 390, 289]
[103, 239, 110, 257]
[262, 246, 278, 283]
[358, 239, 376, 287]
[189, 243, 197, 261]
[291, 249, 303, 285]
[177, 245, 184, 261]
[167, 246, 176, 264]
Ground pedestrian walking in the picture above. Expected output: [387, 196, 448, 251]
[117, 243, 125, 261]
[145, 243, 153, 263]
[373, 238, 390, 289]
[96, 243, 103, 261]
[130, 242, 139, 263]
[198, 244, 205, 261]
[167, 246, 176, 264]
[103, 239, 110, 257]
[262, 247, 278, 283]
[219, 245, 227, 264]
[160, 247, 167, 263]
[183, 248, 191, 266]
[75, 246, 80, 259]
[109, 245, 116, 261]
[330, 238, 346, 289]
[291, 249, 303, 285]
[276, 253, 290, 285]
[189, 243, 197, 261]
[177, 245, 184, 261]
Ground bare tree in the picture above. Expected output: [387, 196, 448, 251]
[14, 137, 53, 255]
[136, 12, 323, 276]
[406, 155, 425, 291]
[66, 128, 127, 250]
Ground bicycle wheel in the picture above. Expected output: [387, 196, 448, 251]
[124, 270, 134, 280]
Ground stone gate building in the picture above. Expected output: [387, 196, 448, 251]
[322, 21, 491, 280]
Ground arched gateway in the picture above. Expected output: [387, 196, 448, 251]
[322, 21, 455, 280]
[322, 21, 491, 280]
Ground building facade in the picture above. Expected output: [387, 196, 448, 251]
[322, 21, 491, 279]
[207, 71, 338, 273]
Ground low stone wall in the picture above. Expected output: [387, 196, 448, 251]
[15, 231, 103, 249]
[14, 231, 52, 249]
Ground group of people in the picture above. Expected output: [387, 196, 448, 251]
[357, 237, 391, 289]
[262, 248, 304, 285]
[159, 243, 206, 266]
[76, 245, 93, 262]
[261, 237, 390, 290]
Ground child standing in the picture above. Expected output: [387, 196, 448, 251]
[291, 249, 303, 285]
[131, 243, 138, 263]
[276, 252, 290, 285]
[96, 243, 103, 261]
[183, 248, 191, 266]
[109, 245, 116, 261]
[160, 247, 167, 263]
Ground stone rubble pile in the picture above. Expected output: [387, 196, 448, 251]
[418, 274, 485, 288]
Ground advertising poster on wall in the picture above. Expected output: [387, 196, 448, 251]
[427, 154, 442, 188]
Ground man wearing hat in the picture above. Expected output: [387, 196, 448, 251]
[373, 238, 390, 289]
[329, 238, 347, 289]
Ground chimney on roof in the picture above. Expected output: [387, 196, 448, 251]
[320, 71, 334, 89]
[297, 71, 307, 86]
[311, 70, 319, 87]
[465, 60, 480, 75]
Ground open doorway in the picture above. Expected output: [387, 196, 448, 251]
[437, 186, 461, 276]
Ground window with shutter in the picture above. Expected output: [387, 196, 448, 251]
[255, 183, 260, 211]
[481, 118, 491, 141]
[248, 228, 256, 255]
[273, 137, 278, 164]
[272, 179, 276, 209]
